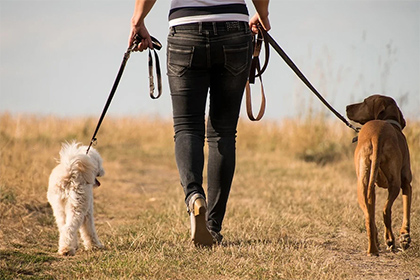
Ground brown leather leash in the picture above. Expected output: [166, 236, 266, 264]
[246, 26, 360, 134]
[86, 34, 162, 154]
[245, 28, 268, 121]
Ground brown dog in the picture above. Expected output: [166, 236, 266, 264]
[346, 94, 412, 256]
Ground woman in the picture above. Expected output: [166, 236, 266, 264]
[129, 0, 270, 246]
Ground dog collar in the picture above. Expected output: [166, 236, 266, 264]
[352, 119, 403, 143]
[385, 119, 403, 130]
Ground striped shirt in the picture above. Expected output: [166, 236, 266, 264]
[169, 0, 249, 27]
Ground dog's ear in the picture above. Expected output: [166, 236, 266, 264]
[375, 96, 406, 128]
[372, 98, 386, 120]
[85, 147, 105, 177]
[378, 97, 406, 129]
[398, 108, 406, 129]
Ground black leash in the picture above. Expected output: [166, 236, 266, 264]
[86, 35, 162, 154]
[249, 26, 359, 133]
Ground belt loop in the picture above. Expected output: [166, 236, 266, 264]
[198, 22, 203, 35]
[212, 22, 218, 35]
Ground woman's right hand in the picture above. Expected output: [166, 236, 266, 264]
[249, 13, 271, 34]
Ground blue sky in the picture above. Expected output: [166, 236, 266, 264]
[1, 0, 419, 120]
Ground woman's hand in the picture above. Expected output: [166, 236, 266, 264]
[249, 13, 271, 34]
[128, 0, 157, 51]
[129, 21, 153, 52]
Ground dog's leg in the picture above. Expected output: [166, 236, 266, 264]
[399, 180, 412, 250]
[358, 181, 379, 256]
[79, 189, 103, 250]
[58, 190, 88, 256]
[47, 193, 68, 254]
[382, 185, 399, 250]
[48, 195, 66, 232]
[356, 157, 379, 256]
[80, 214, 103, 250]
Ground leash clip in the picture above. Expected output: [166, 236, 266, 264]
[86, 138, 97, 154]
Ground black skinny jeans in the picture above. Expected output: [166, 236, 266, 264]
[167, 21, 253, 233]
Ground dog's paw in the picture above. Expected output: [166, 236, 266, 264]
[58, 247, 76, 256]
[95, 241, 104, 249]
[386, 240, 395, 251]
[367, 252, 379, 257]
[367, 244, 380, 256]
[83, 241, 104, 251]
[399, 233, 411, 251]
[91, 241, 104, 250]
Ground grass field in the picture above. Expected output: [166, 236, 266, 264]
[1, 113, 419, 279]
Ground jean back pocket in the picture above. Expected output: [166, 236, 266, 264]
[167, 44, 194, 77]
[223, 43, 250, 76]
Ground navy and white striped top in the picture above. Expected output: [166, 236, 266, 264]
[169, 0, 249, 27]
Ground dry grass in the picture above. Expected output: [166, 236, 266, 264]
[1, 113, 419, 279]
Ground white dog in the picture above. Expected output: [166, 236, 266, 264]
[47, 141, 105, 256]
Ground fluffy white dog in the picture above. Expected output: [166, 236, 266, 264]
[48, 141, 105, 256]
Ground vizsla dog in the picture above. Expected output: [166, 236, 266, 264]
[346, 94, 412, 256]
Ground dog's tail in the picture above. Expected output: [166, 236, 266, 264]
[59, 142, 96, 187]
[367, 136, 381, 205]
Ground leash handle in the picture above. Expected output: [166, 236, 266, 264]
[132, 34, 163, 99]
[246, 26, 270, 121]
[148, 48, 162, 99]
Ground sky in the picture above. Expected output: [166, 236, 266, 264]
[1, 0, 419, 121]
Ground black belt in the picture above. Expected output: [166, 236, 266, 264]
[171, 21, 249, 33]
